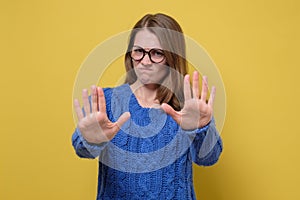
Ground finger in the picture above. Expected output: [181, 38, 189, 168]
[208, 86, 216, 107]
[184, 74, 192, 101]
[200, 76, 208, 102]
[74, 99, 84, 121]
[91, 85, 98, 113]
[82, 89, 90, 116]
[97, 87, 107, 113]
[113, 112, 131, 132]
[161, 103, 180, 122]
[192, 71, 199, 99]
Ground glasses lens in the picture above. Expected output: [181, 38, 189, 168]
[149, 49, 165, 63]
[131, 48, 144, 61]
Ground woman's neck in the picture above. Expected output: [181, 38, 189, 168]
[130, 81, 160, 108]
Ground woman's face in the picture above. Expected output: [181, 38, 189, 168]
[132, 29, 169, 86]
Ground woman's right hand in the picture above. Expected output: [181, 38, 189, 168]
[74, 86, 131, 144]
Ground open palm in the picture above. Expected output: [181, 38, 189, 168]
[74, 86, 130, 144]
[161, 71, 215, 130]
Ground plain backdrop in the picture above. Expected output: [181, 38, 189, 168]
[1, 0, 299, 199]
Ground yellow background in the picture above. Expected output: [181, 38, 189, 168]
[1, 0, 300, 199]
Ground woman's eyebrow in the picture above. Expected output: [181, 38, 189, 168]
[133, 45, 163, 50]
[133, 45, 143, 48]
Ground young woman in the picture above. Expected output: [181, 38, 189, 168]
[72, 13, 223, 199]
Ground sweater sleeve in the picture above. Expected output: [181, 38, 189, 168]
[71, 127, 108, 159]
[190, 117, 223, 166]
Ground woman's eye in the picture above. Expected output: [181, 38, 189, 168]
[152, 50, 164, 57]
[133, 49, 144, 53]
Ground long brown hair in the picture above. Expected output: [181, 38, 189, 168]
[124, 13, 187, 111]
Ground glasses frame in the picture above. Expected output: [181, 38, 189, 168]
[130, 46, 166, 64]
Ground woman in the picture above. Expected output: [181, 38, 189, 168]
[72, 13, 223, 199]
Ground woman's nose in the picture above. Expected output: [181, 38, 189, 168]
[140, 53, 152, 65]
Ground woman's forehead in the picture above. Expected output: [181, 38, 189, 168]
[134, 29, 162, 49]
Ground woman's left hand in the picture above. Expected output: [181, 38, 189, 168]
[161, 71, 215, 130]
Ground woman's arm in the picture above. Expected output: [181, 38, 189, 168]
[71, 86, 130, 159]
[72, 127, 108, 159]
[160, 72, 223, 165]
[190, 117, 223, 166]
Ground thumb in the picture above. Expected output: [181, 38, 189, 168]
[161, 103, 179, 121]
[114, 112, 131, 131]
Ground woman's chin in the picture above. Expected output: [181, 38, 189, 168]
[138, 76, 154, 85]
[138, 78, 159, 87]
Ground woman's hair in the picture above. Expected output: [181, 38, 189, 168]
[124, 13, 187, 111]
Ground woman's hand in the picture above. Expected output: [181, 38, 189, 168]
[74, 86, 130, 144]
[161, 71, 215, 130]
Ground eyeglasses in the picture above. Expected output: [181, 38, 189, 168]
[130, 46, 165, 64]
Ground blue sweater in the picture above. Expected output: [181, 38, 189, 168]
[72, 84, 223, 200]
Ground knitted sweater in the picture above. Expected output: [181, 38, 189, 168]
[72, 84, 223, 200]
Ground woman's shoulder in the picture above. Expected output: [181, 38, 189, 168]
[102, 84, 131, 105]
[103, 84, 130, 94]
